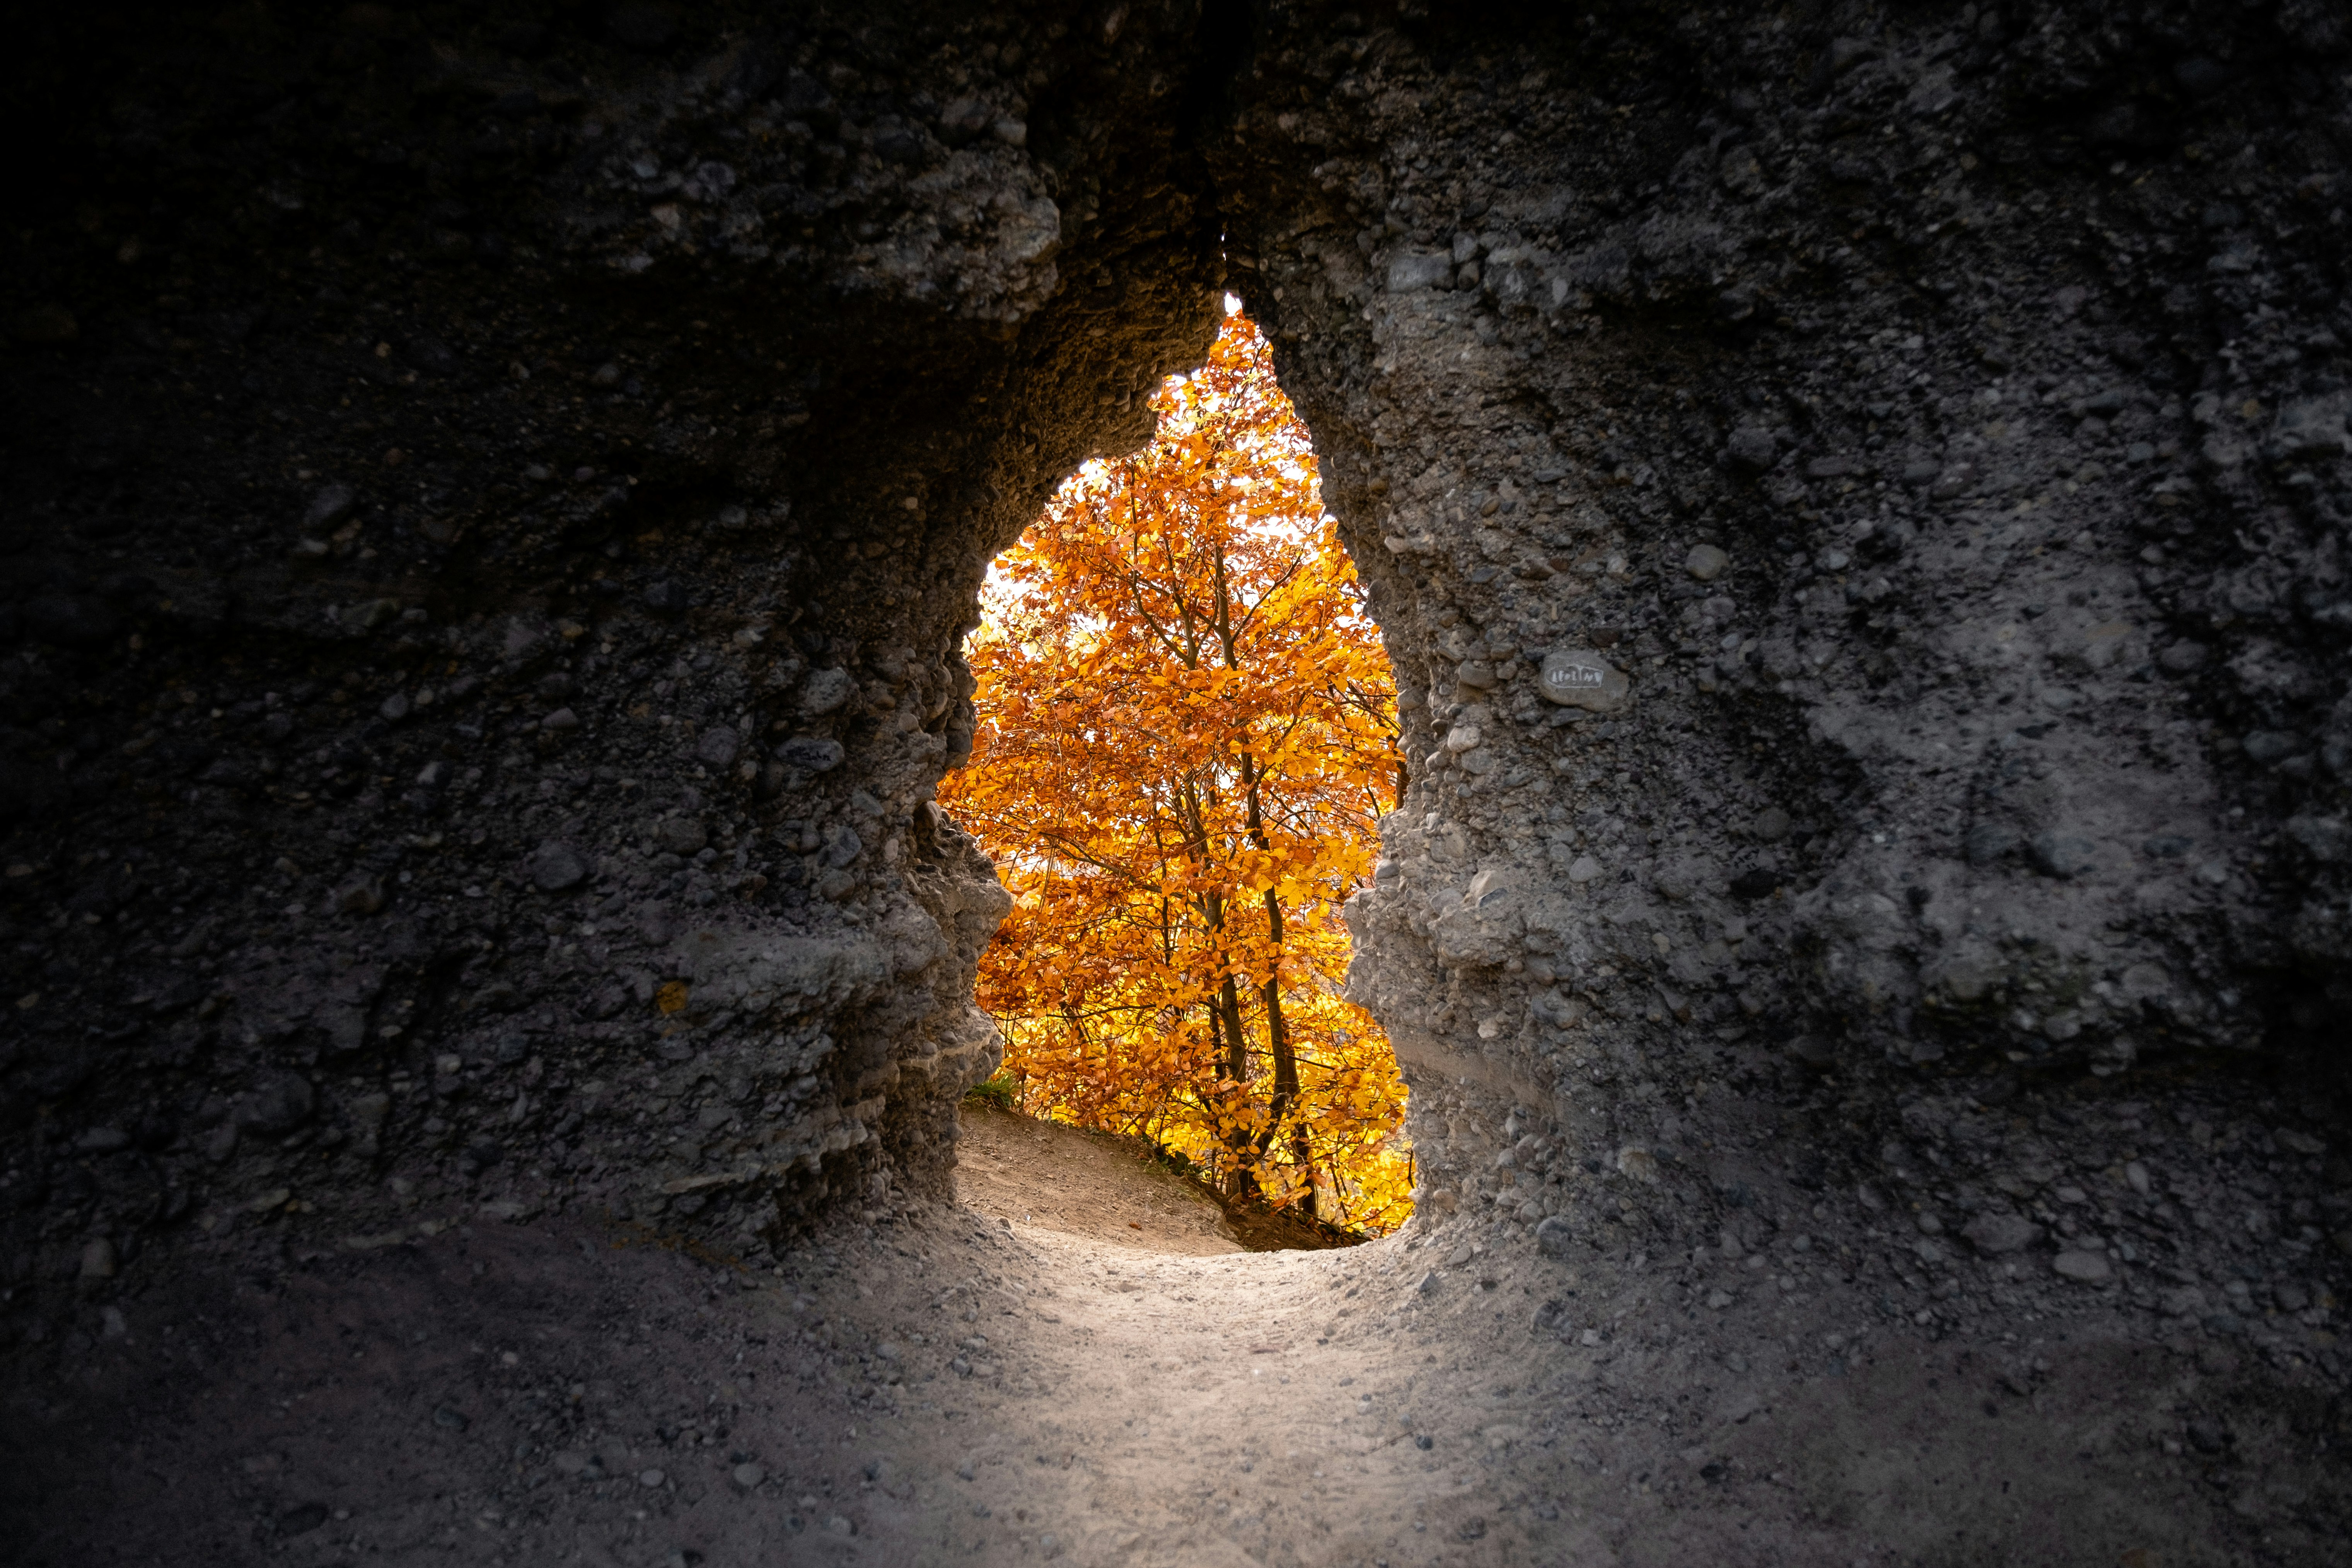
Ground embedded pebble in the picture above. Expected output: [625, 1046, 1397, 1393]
[1961, 1214, 2043, 1256]
[775, 737, 846, 772]
[1538, 650, 1630, 712]
[2158, 641, 2209, 672]
[1724, 428, 1777, 471]
[527, 841, 589, 892]
[695, 725, 743, 768]
[305, 484, 355, 527]
[2052, 1251, 2113, 1283]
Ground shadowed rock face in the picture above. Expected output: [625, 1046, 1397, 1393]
[0, 0, 1230, 1268]
[2, 0, 2347, 1362]
[1209, 4, 2352, 1260]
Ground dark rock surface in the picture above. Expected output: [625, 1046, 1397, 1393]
[2, 0, 1226, 1276]
[1213, 0, 2352, 1367]
[2, 0, 2349, 1553]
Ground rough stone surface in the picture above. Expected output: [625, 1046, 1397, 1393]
[2, 0, 1216, 1278]
[2, 1, 2349, 1549]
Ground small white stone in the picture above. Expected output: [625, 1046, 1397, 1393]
[1538, 650, 1631, 712]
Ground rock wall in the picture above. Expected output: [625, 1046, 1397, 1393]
[0, 0, 1224, 1297]
[1213, 1, 2351, 1341]
[3, 0, 2349, 1363]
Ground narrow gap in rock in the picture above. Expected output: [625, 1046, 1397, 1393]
[943, 302, 1413, 1249]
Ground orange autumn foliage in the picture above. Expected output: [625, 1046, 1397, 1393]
[938, 312, 1413, 1235]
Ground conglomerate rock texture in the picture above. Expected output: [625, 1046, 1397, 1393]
[1218, 0, 2352, 1352]
[3, 0, 1230, 1272]
[3, 0, 2350, 1536]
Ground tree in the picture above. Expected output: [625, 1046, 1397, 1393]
[938, 309, 1412, 1234]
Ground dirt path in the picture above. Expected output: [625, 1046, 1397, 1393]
[952, 1104, 1245, 1256]
[4, 1110, 2339, 1566]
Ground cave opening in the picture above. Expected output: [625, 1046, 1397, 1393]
[7, 2, 2350, 1556]
[941, 301, 1414, 1238]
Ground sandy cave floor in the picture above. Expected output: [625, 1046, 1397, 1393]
[3, 1108, 2337, 1567]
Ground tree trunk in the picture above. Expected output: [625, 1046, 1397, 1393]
[1213, 542, 1307, 1208]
